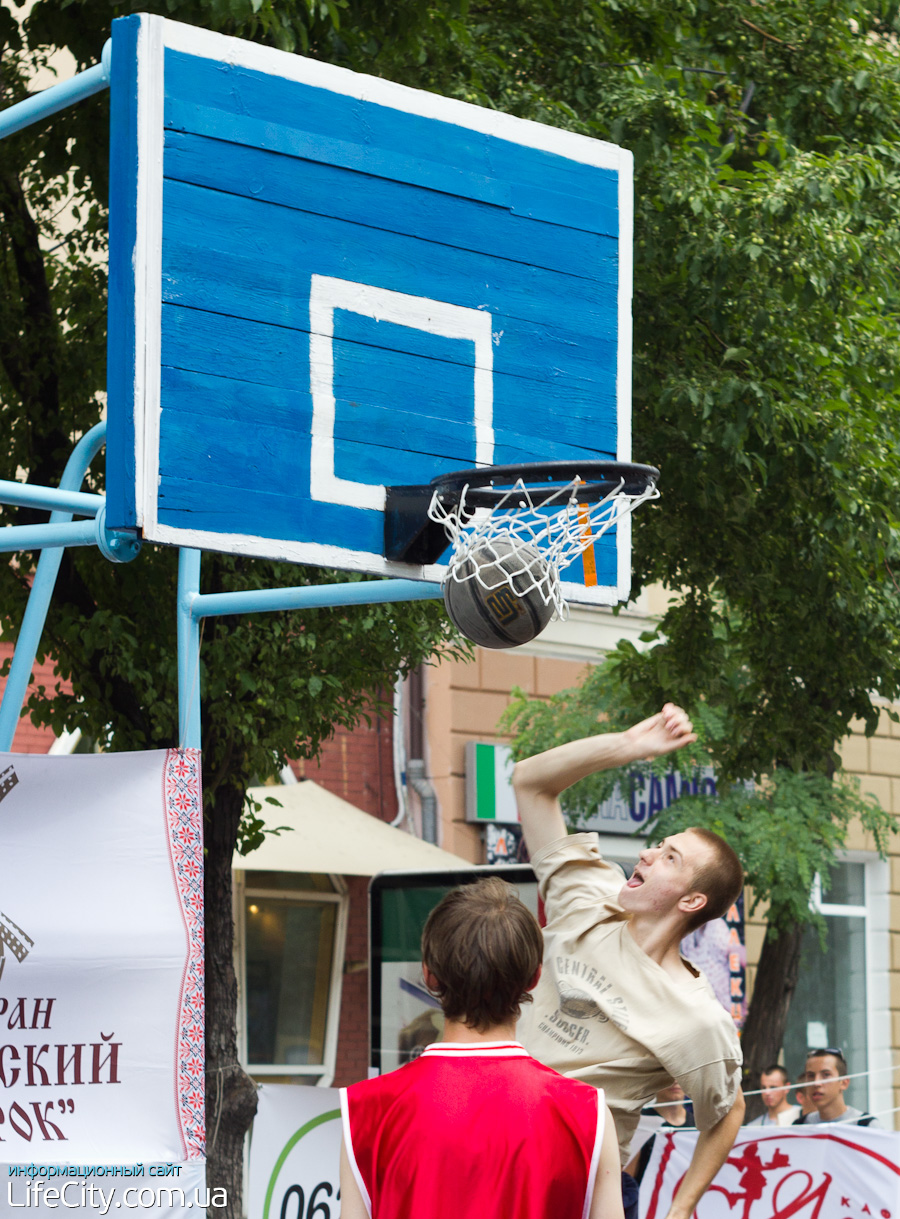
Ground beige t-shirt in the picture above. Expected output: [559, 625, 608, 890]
[518, 833, 743, 1163]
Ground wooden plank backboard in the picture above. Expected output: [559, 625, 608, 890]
[105, 14, 634, 603]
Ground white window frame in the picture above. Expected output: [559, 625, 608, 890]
[234, 870, 349, 1088]
[810, 852, 892, 1125]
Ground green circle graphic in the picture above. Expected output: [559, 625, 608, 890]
[262, 1107, 341, 1219]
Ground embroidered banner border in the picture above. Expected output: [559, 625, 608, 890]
[164, 747, 205, 1159]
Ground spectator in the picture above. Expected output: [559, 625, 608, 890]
[793, 1073, 816, 1120]
[746, 1065, 799, 1127]
[626, 1081, 695, 1184]
[795, 1049, 881, 1127]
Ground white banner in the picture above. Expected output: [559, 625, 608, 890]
[640, 1126, 900, 1219]
[246, 1086, 342, 1219]
[0, 750, 204, 1165]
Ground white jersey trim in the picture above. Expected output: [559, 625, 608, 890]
[421, 1040, 529, 1058]
[339, 1087, 373, 1219]
[581, 1089, 606, 1219]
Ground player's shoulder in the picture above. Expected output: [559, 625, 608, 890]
[345, 1056, 425, 1105]
[531, 832, 626, 907]
[523, 1054, 602, 1104]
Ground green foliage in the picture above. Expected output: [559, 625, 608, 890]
[4, 0, 899, 835]
[236, 793, 290, 855]
[647, 768, 893, 936]
[395, 0, 900, 782]
[500, 656, 714, 813]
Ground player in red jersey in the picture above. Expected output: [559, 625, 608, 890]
[340, 877, 624, 1219]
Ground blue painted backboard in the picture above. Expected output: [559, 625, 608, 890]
[106, 15, 635, 604]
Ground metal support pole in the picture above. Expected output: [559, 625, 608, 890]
[191, 578, 442, 619]
[175, 572, 442, 751]
[177, 549, 203, 751]
[0, 480, 104, 517]
[0, 41, 111, 141]
[0, 520, 98, 553]
[0, 422, 107, 751]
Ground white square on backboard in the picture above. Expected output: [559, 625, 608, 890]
[309, 274, 494, 511]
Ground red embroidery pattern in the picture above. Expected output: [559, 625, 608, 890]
[164, 748, 205, 1160]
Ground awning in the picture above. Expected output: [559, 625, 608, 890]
[233, 779, 476, 876]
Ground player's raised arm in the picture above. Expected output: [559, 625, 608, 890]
[512, 704, 696, 855]
[665, 1090, 745, 1219]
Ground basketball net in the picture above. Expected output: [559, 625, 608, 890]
[428, 475, 660, 619]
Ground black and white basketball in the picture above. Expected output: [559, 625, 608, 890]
[443, 538, 554, 649]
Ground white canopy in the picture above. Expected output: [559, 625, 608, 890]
[234, 779, 475, 876]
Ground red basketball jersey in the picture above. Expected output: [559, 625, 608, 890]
[341, 1041, 604, 1219]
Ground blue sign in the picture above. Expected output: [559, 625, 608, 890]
[582, 768, 719, 836]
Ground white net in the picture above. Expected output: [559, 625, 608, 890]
[428, 474, 659, 619]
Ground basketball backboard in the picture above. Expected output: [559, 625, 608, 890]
[105, 15, 635, 605]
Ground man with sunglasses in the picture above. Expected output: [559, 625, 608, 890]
[795, 1049, 881, 1127]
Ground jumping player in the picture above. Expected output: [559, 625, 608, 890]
[513, 704, 745, 1219]
[339, 877, 624, 1219]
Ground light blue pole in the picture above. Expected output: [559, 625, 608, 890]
[0, 481, 104, 517]
[177, 549, 203, 751]
[0, 422, 108, 751]
[192, 579, 442, 619]
[176, 568, 442, 750]
[0, 42, 111, 141]
[0, 520, 98, 552]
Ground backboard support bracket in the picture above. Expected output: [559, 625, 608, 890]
[384, 485, 450, 565]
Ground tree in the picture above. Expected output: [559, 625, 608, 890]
[1, 6, 467, 1212]
[5, 0, 900, 1186]
[393, 0, 900, 1094]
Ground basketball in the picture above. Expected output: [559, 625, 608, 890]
[443, 538, 554, 649]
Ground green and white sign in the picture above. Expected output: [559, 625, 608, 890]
[465, 742, 519, 823]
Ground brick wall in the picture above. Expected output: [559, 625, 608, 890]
[332, 875, 370, 1088]
[288, 717, 398, 822]
[0, 642, 65, 753]
[285, 718, 398, 1086]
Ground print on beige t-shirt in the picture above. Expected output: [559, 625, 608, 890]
[518, 833, 743, 1163]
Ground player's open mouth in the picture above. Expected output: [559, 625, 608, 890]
[626, 871, 644, 888]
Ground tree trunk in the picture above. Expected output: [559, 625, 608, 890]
[204, 781, 258, 1217]
[739, 922, 805, 1120]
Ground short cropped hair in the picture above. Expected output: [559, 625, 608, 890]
[421, 877, 542, 1032]
[807, 1049, 848, 1077]
[761, 1064, 789, 1084]
[684, 827, 743, 931]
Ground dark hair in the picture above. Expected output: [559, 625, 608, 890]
[760, 1064, 789, 1084]
[684, 827, 743, 931]
[807, 1048, 848, 1076]
[421, 877, 542, 1032]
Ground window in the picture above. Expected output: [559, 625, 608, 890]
[781, 856, 892, 1121]
[236, 870, 348, 1086]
